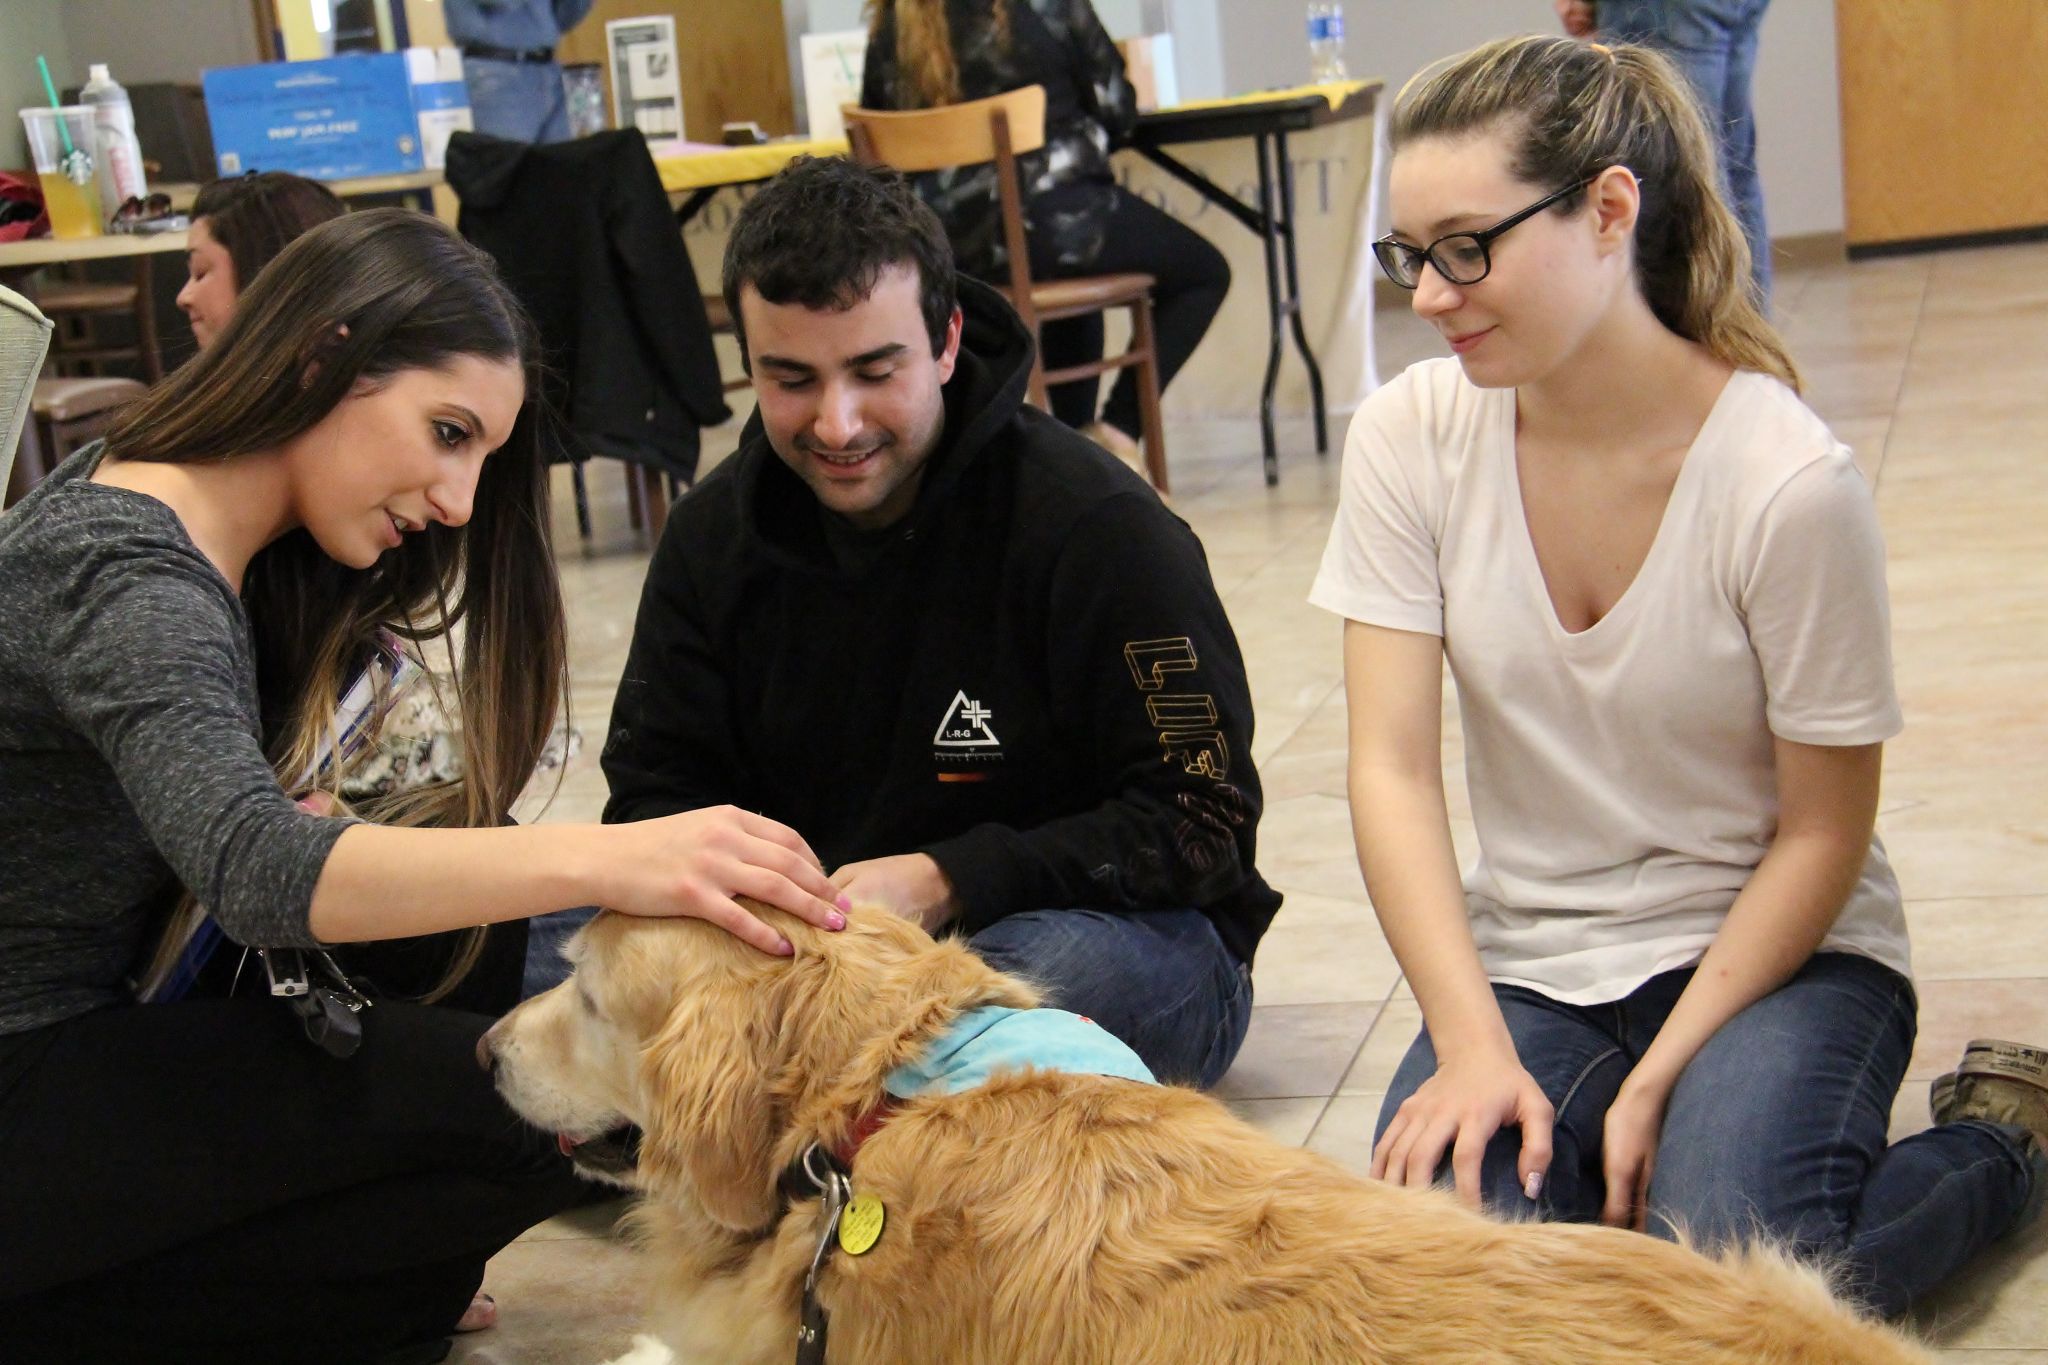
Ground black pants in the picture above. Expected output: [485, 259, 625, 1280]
[1027, 184, 1231, 439]
[0, 995, 583, 1365]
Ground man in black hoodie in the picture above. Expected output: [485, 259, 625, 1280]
[601, 157, 1278, 1086]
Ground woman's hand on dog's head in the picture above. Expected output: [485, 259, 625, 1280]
[597, 805, 850, 955]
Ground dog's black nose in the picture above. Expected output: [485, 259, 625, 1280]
[475, 1025, 498, 1074]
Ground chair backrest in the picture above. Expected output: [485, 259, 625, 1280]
[844, 86, 1050, 364]
[0, 286, 55, 495]
[841, 85, 1048, 172]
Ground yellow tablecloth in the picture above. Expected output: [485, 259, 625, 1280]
[658, 138, 850, 194]
[653, 82, 1370, 195]
[1153, 79, 1371, 116]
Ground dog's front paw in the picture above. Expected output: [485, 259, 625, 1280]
[599, 1334, 677, 1365]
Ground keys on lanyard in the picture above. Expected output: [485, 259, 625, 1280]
[260, 946, 370, 1059]
[796, 1144, 850, 1365]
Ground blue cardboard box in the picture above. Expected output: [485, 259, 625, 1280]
[202, 49, 470, 182]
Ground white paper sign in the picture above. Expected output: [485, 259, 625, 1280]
[800, 30, 867, 142]
[607, 16, 684, 140]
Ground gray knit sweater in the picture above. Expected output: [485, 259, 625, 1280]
[0, 447, 349, 1036]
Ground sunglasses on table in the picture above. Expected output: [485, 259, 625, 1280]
[112, 192, 174, 224]
[1371, 177, 1600, 290]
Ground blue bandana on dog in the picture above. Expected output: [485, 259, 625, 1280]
[883, 1006, 1157, 1097]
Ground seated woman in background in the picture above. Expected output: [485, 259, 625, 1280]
[177, 170, 346, 348]
[0, 209, 848, 1365]
[861, 0, 1230, 466]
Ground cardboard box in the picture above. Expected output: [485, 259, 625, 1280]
[202, 48, 472, 182]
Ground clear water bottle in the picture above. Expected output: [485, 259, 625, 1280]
[1306, 3, 1349, 84]
[79, 63, 148, 221]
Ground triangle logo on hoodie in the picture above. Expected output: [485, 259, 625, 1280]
[933, 690, 1000, 748]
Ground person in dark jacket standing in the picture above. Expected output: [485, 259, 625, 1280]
[602, 157, 1276, 1086]
[861, 0, 1231, 470]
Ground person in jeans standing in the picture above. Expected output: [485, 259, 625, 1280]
[445, 0, 595, 144]
[1557, 0, 1774, 299]
[601, 156, 1276, 1086]
[1317, 35, 2045, 1318]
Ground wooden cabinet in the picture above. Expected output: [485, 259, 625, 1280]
[1836, 0, 2048, 252]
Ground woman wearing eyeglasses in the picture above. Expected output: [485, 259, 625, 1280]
[1311, 35, 2046, 1315]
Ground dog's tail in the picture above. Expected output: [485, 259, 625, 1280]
[1696, 1237, 1933, 1364]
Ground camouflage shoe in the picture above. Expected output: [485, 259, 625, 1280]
[1931, 1038, 2048, 1147]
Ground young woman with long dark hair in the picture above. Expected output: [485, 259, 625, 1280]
[0, 208, 845, 1363]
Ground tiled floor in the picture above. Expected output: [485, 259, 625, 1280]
[465, 239, 2048, 1364]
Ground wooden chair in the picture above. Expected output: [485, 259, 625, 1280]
[34, 263, 164, 382]
[844, 86, 1170, 493]
[28, 373, 148, 473]
[700, 293, 754, 396]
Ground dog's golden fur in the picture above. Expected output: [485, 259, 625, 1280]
[486, 905, 1929, 1364]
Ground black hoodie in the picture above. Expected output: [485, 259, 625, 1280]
[601, 278, 1279, 966]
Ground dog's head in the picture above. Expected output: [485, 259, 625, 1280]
[482, 904, 1037, 1232]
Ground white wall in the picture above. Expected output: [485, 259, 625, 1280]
[2, 0, 75, 167]
[1205, 0, 1845, 237]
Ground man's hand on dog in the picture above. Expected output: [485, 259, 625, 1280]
[603, 805, 849, 955]
[1370, 1047, 1555, 1209]
[831, 853, 960, 934]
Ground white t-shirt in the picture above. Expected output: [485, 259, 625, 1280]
[1310, 358, 1909, 1005]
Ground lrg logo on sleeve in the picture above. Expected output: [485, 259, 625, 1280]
[1122, 637, 1228, 780]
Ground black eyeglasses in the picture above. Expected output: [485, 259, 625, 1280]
[1372, 178, 1597, 290]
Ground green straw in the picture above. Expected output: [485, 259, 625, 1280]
[34, 55, 74, 155]
[34, 53, 93, 183]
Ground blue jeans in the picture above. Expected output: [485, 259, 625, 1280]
[522, 904, 598, 998]
[1600, 0, 1773, 301]
[464, 60, 572, 144]
[968, 909, 1253, 1089]
[1377, 952, 2042, 1316]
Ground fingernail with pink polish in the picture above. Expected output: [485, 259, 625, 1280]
[835, 894, 853, 912]
[1523, 1172, 1544, 1201]
[776, 937, 795, 956]
[826, 911, 846, 930]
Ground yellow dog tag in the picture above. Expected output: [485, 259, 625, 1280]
[838, 1193, 885, 1255]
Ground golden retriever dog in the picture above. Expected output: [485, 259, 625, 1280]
[482, 906, 1929, 1365]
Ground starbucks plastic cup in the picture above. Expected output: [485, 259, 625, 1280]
[21, 106, 103, 239]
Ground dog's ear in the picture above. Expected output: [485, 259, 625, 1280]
[635, 975, 784, 1232]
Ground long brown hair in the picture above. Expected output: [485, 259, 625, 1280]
[864, 0, 1013, 108]
[112, 209, 566, 997]
[1393, 35, 1798, 390]
[190, 171, 347, 300]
